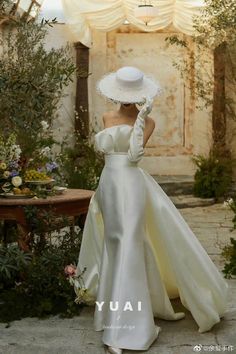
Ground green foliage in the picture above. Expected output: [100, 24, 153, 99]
[193, 0, 236, 48]
[221, 197, 236, 279]
[0, 18, 76, 156]
[0, 245, 32, 286]
[0, 0, 11, 15]
[0, 206, 85, 323]
[221, 237, 236, 278]
[0, 15, 102, 191]
[192, 149, 234, 198]
[223, 196, 236, 231]
[165, 0, 236, 118]
[59, 116, 105, 191]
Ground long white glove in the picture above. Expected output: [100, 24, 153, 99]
[127, 98, 153, 163]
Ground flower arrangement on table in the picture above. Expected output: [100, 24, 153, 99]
[0, 122, 66, 199]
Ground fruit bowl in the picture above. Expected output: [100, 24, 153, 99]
[24, 170, 55, 185]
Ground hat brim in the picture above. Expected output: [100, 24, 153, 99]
[96, 72, 163, 104]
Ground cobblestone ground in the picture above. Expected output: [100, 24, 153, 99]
[0, 202, 236, 354]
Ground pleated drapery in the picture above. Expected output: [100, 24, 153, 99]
[61, 0, 206, 47]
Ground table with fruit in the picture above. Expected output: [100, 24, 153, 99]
[0, 168, 67, 199]
[0, 188, 94, 251]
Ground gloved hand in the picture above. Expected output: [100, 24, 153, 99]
[138, 97, 153, 120]
[127, 97, 153, 163]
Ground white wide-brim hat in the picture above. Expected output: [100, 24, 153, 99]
[96, 66, 163, 104]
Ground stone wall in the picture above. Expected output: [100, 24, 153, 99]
[43, 24, 77, 148]
[88, 25, 213, 176]
[2, 22, 235, 178]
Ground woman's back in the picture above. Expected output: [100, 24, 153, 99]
[94, 124, 134, 154]
[102, 105, 156, 147]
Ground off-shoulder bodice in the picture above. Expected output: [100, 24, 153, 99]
[94, 114, 146, 163]
[94, 124, 134, 154]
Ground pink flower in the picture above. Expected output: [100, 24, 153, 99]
[64, 264, 77, 277]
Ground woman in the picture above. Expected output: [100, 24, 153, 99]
[74, 66, 228, 354]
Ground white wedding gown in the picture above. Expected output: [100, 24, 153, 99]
[74, 117, 229, 350]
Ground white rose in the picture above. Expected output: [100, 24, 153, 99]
[15, 147, 22, 155]
[12, 176, 22, 187]
[3, 171, 10, 178]
[10, 144, 22, 161]
[41, 146, 51, 157]
[41, 120, 49, 131]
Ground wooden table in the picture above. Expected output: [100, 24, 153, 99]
[0, 189, 94, 251]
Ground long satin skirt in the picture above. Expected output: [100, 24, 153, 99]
[93, 153, 184, 350]
[76, 153, 228, 351]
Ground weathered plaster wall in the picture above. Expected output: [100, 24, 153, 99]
[43, 24, 77, 146]
[4, 22, 234, 178]
[88, 25, 213, 176]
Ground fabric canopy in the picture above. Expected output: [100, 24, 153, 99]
[61, 0, 205, 47]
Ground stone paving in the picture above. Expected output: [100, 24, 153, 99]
[0, 202, 236, 354]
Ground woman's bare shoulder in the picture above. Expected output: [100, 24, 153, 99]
[102, 111, 119, 126]
[145, 116, 156, 131]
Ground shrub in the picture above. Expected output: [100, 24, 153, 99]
[221, 197, 236, 279]
[192, 149, 234, 199]
[59, 115, 105, 191]
[221, 237, 236, 278]
[0, 207, 85, 323]
[0, 17, 76, 157]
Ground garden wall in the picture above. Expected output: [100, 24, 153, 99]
[88, 25, 213, 176]
[43, 24, 77, 149]
[2, 23, 236, 178]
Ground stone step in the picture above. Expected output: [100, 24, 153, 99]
[153, 175, 236, 198]
[152, 175, 216, 208]
[152, 175, 195, 196]
[169, 194, 216, 209]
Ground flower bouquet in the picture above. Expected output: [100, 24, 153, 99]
[64, 264, 95, 305]
[0, 133, 34, 198]
[0, 131, 65, 199]
[21, 120, 67, 197]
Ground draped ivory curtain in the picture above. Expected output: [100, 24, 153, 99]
[61, 0, 205, 47]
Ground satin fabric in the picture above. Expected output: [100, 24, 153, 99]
[75, 124, 229, 350]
